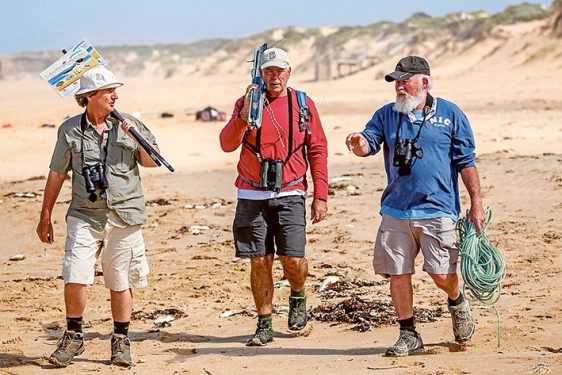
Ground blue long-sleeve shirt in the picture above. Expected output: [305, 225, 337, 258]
[361, 97, 476, 219]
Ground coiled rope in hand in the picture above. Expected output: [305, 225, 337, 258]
[456, 208, 506, 347]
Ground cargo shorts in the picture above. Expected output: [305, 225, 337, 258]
[63, 212, 149, 291]
[233, 195, 306, 258]
[373, 215, 458, 276]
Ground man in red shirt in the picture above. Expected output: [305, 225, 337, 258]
[220, 47, 328, 346]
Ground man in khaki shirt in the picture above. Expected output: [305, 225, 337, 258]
[36, 67, 159, 367]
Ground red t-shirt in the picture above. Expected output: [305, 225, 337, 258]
[220, 89, 328, 200]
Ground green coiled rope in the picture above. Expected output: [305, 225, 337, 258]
[456, 208, 506, 347]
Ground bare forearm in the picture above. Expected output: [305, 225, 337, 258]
[460, 166, 482, 205]
[138, 143, 160, 168]
[40, 170, 67, 220]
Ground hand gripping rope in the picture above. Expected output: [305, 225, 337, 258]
[456, 208, 506, 347]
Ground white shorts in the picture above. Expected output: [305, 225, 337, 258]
[373, 215, 458, 276]
[63, 212, 149, 291]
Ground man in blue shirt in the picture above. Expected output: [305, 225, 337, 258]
[345, 56, 486, 356]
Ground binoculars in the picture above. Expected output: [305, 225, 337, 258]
[259, 159, 283, 192]
[82, 163, 109, 202]
[393, 139, 423, 176]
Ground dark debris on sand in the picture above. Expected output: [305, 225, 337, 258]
[310, 278, 444, 332]
[310, 296, 444, 332]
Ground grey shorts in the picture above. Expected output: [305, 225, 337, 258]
[373, 215, 458, 276]
[233, 196, 306, 258]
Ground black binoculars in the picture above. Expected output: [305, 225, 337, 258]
[83, 163, 109, 202]
[393, 139, 423, 176]
[259, 159, 283, 192]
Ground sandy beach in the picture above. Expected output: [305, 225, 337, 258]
[0, 18, 561, 375]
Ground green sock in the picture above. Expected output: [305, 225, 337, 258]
[258, 314, 272, 324]
[290, 289, 306, 298]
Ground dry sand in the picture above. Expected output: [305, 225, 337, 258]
[0, 21, 561, 375]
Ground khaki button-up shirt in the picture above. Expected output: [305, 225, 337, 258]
[49, 112, 157, 231]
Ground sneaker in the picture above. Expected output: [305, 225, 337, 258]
[48, 330, 85, 367]
[385, 329, 425, 357]
[449, 297, 474, 343]
[246, 319, 273, 346]
[288, 295, 307, 331]
[110, 334, 132, 367]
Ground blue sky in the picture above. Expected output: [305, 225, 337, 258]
[0, 0, 552, 55]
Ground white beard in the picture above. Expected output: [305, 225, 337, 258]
[393, 90, 425, 114]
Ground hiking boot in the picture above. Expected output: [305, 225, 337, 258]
[288, 295, 307, 331]
[110, 334, 132, 367]
[246, 319, 273, 346]
[449, 297, 474, 343]
[48, 330, 85, 367]
[385, 329, 425, 357]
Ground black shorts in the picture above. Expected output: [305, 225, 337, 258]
[233, 195, 306, 258]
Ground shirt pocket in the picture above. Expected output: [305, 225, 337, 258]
[70, 141, 97, 171]
[111, 137, 136, 172]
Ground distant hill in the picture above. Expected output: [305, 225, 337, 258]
[0, 2, 557, 81]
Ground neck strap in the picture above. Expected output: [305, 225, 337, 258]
[80, 111, 109, 168]
[396, 93, 434, 145]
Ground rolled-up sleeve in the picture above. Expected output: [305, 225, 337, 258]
[452, 111, 476, 172]
[49, 126, 71, 173]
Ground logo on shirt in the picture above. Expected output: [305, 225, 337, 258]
[429, 116, 451, 128]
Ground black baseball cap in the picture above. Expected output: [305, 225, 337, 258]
[385, 56, 430, 82]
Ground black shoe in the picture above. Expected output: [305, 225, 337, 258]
[48, 330, 85, 367]
[288, 295, 307, 331]
[110, 334, 132, 367]
[385, 329, 425, 357]
[246, 319, 273, 346]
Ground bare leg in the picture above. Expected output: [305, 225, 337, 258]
[250, 254, 274, 315]
[64, 283, 87, 318]
[389, 274, 414, 320]
[110, 289, 133, 322]
[428, 273, 460, 300]
[278, 256, 308, 292]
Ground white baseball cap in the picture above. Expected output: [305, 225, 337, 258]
[75, 67, 123, 95]
[260, 47, 290, 69]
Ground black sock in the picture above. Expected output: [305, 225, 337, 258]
[113, 321, 130, 336]
[398, 317, 416, 332]
[448, 293, 465, 307]
[66, 316, 83, 333]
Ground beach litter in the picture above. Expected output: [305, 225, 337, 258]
[219, 309, 254, 318]
[190, 225, 210, 235]
[317, 275, 341, 292]
[4, 192, 37, 198]
[346, 185, 359, 195]
[9, 254, 26, 261]
[132, 308, 186, 327]
[154, 315, 175, 327]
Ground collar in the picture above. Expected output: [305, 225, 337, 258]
[82, 111, 114, 132]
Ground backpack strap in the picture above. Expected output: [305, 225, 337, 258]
[295, 90, 311, 134]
